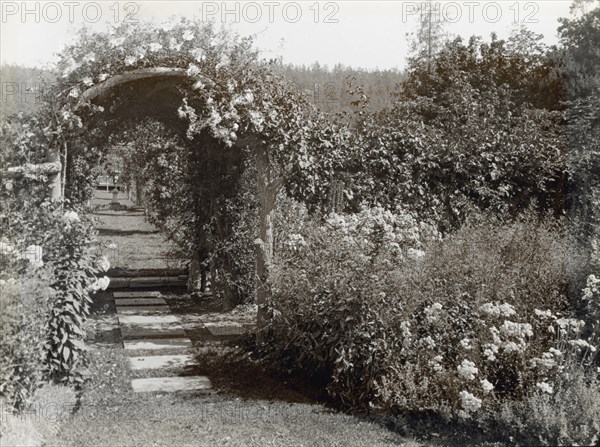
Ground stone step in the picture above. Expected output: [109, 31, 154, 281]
[113, 291, 162, 298]
[128, 354, 195, 370]
[108, 277, 130, 288]
[114, 297, 167, 306]
[131, 376, 212, 393]
[203, 321, 254, 336]
[108, 277, 186, 289]
[118, 315, 180, 326]
[123, 338, 193, 351]
[121, 324, 186, 339]
[129, 276, 187, 288]
[116, 306, 169, 315]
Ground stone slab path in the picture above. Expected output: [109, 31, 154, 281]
[128, 354, 195, 370]
[123, 338, 192, 351]
[114, 291, 212, 394]
[115, 297, 167, 306]
[118, 314, 180, 325]
[114, 291, 162, 298]
[131, 376, 212, 393]
[120, 324, 187, 339]
[116, 306, 170, 315]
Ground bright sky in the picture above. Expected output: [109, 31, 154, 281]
[0, 1, 576, 70]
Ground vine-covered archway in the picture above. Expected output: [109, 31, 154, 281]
[44, 18, 347, 326]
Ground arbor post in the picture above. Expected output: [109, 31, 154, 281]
[47, 147, 62, 201]
[188, 250, 201, 293]
[255, 144, 282, 330]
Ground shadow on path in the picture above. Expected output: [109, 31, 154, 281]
[98, 228, 161, 236]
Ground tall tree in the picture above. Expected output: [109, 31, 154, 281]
[406, 0, 450, 70]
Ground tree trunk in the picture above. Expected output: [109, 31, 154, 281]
[255, 144, 282, 330]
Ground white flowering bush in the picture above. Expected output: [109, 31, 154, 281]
[379, 217, 594, 417]
[265, 211, 593, 418]
[0, 195, 107, 407]
[264, 204, 437, 409]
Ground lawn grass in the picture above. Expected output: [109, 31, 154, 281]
[66, 195, 486, 446]
[44, 342, 414, 447]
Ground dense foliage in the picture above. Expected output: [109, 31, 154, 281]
[1, 114, 108, 408]
[262, 5, 600, 444]
[0, 197, 108, 407]
[266, 208, 597, 436]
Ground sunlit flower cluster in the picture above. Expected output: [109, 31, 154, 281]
[424, 302, 443, 322]
[536, 381, 554, 394]
[457, 359, 479, 380]
[96, 255, 110, 273]
[286, 233, 307, 251]
[90, 276, 110, 292]
[459, 390, 482, 412]
[480, 379, 494, 393]
[480, 302, 517, 318]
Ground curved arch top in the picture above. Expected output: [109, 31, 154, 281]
[79, 67, 215, 104]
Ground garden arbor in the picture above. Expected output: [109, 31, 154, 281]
[65, 66, 273, 325]
[51, 20, 344, 327]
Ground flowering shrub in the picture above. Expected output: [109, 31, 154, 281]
[494, 363, 600, 446]
[264, 205, 437, 410]
[0, 270, 54, 409]
[264, 211, 592, 418]
[0, 196, 108, 407]
[39, 204, 109, 382]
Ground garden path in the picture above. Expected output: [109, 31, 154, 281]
[49, 197, 409, 446]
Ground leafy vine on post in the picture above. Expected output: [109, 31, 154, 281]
[255, 142, 284, 329]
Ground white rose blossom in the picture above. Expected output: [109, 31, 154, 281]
[536, 381, 554, 394]
[168, 37, 182, 51]
[63, 210, 80, 224]
[459, 391, 482, 412]
[457, 359, 478, 380]
[97, 256, 110, 272]
[481, 379, 494, 393]
[191, 47, 204, 61]
[91, 276, 110, 292]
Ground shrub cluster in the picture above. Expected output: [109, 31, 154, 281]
[0, 271, 54, 410]
[0, 199, 109, 408]
[264, 208, 597, 430]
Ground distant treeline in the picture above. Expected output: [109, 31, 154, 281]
[0, 62, 404, 117]
[274, 62, 406, 113]
[0, 64, 56, 116]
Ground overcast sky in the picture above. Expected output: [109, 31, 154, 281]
[1, 1, 575, 70]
